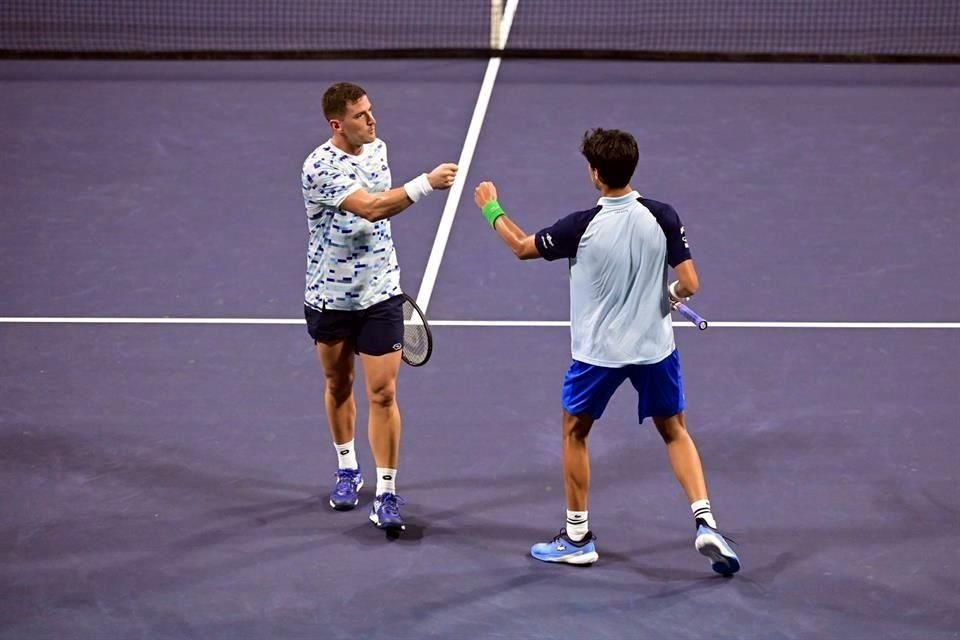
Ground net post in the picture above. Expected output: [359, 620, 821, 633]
[490, 0, 504, 49]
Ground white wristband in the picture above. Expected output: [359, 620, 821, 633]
[403, 173, 433, 203]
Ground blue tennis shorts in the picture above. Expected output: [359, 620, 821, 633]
[561, 350, 685, 422]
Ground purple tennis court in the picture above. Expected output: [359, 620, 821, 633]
[2, 4, 960, 639]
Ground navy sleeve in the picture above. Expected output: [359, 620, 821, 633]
[640, 198, 692, 267]
[534, 206, 602, 261]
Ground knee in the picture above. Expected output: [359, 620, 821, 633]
[324, 371, 354, 403]
[368, 383, 397, 409]
[655, 416, 687, 444]
[563, 417, 592, 442]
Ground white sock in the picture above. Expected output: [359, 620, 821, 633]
[566, 510, 589, 542]
[376, 468, 397, 496]
[691, 499, 717, 529]
[334, 440, 358, 470]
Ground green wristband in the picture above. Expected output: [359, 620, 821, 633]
[481, 200, 506, 228]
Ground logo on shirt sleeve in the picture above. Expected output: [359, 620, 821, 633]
[680, 226, 689, 248]
[543, 232, 555, 248]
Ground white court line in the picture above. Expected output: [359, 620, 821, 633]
[0, 318, 956, 329]
[431, 320, 960, 329]
[414, 0, 520, 314]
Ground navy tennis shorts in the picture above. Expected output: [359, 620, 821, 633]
[304, 295, 404, 356]
[561, 350, 685, 422]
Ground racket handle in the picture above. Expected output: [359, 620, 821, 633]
[675, 302, 708, 330]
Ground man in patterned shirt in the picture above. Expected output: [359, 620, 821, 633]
[301, 82, 457, 532]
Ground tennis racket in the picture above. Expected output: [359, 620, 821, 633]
[401, 293, 433, 366]
[673, 301, 708, 330]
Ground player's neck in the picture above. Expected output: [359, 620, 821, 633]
[599, 184, 634, 198]
[330, 135, 364, 156]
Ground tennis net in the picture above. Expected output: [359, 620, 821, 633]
[2, 0, 958, 60]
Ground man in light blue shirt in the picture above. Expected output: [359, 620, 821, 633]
[301, 82, 457, 533]
[473, 128, 739, 575]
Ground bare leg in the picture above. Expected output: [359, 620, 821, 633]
[359, 350, 403, 469]
[562, 409, 594, 512]
[653, 412, 708, 503]
[315, 339, 356, 447]
[659, 415, 741, 574]
[529, 409, 599, 563]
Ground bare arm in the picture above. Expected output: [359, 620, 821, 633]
[670, 259, 700, 300]
[340, 186, 417, 222]
[341, 163, 459, 222]
[473, 181, 542, 260]
[492, 215, 541, 260]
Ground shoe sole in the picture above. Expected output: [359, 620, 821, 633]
[696, 537, 740, 576]
[329, 478, 363, 511]
[531, 550, 599, 565]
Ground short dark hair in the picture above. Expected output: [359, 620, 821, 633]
[323, 82, 367, 120]
[580, 128, 638, 189]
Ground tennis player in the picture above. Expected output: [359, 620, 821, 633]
[301, 82, 457, 532]
[472, 128, 739, 574]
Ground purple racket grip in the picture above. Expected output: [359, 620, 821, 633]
[675, 302, 708, 330]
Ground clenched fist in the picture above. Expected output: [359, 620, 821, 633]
[473, 181, 498, 208]
[427, 163, 458, 190]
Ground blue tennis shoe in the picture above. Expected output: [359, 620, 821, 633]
[695, 524, 740, 576]
[369, 492, 406, 531]
[328, 468, 363, 511]
[531, 529, 598, 565]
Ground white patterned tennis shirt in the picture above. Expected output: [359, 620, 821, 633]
[301, 138, 401, 311]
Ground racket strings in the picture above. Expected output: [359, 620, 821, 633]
[401, 299, 430, 365]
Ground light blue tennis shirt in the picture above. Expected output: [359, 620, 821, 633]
[301, 138, 401, 311]
[535, 191, 692, 366]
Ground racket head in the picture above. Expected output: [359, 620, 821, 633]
[400, 293, 433, 366]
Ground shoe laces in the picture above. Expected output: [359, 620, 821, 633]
[334, 468, 359, 493]
[551, 529, 591, 545]
[543, 529, 564, 543]
[378, 493, 405, 516]
[721, 532, 738, 545]
[702, 525, 738, 545]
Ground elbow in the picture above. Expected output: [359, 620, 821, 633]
[360, 202, 391, 222]
[357, 199, 384, 221]
[513, 236, 539, 260]
[368, 196, 407, 222]
[343, 204, 375, 221]
[346, 194, 391, 222]
[513, 244, 541, 260]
